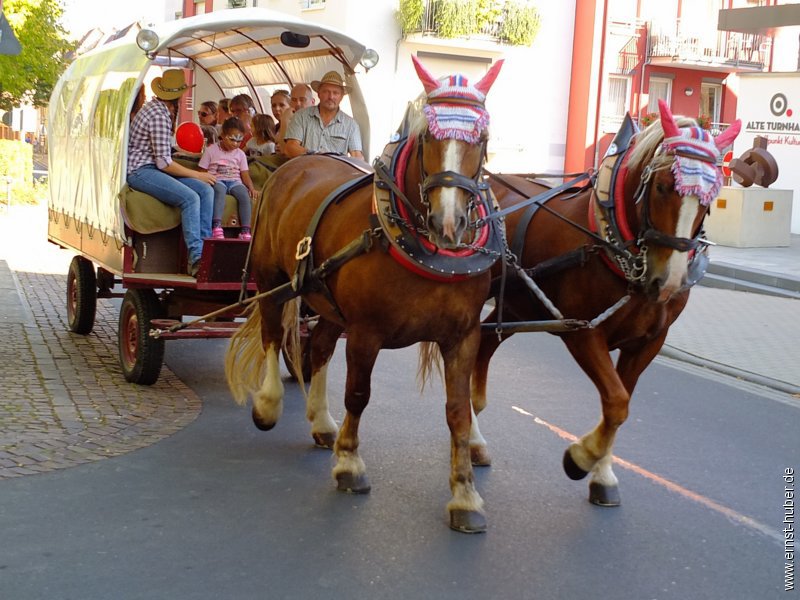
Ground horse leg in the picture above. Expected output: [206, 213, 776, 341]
[468, 322, 508, 466]
[305, 318, 343, 449]
[560, 331, 630, 507]
[443, 327, 487, 533]
[332, 331, 380, 494]
[251, 296, 289, 431]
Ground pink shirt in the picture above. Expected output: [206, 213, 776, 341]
[198, 143, 249, 182]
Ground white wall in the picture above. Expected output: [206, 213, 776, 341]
[735, 72, 800, 234]
[243, 0, 577, 170]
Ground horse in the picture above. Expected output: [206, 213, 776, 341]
[225, 56, 504, 533]
[469, 99, 741, 506]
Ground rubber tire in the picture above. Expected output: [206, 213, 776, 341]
[118, 289, 165, 385]
[66, 256, 97, 335]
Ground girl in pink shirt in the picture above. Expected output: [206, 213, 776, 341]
[198, 117, 259, 240]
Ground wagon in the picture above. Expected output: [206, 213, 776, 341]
[47, 8, 377, 385]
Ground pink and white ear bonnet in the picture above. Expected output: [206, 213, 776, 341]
[412, 55, 504, 144]
[657, 99, 741, 206]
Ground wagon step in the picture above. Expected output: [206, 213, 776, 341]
[149, 318, 242, 340]
[482, 319, 591, 333]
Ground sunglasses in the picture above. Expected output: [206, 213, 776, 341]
[198, 111, 210, 118]
[224, 135, 244, 142]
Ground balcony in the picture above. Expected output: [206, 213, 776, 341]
[399, 0, 541, 47]
[647, 19, 768, 72]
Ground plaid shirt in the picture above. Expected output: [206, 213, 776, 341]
[285, 106, 362, 155]
[127, 99, 174, 175]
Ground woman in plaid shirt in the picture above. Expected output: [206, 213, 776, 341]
[126, 69, 216, 277]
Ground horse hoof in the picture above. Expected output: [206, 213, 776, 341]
[470, 445, 492, 467]
[562, 447, 589, 481]
[312, 432, 336, 449]
[449, 509, 487, 534]
[336, 472, 371, 494]
[251, 408, 276, 431]
[589, 482, 621, 507]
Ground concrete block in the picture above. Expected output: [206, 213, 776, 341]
[706, 186, 793, 247]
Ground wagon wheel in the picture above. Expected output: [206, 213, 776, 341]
[282, 334, 311, 382]
[118, 289, 165, 385]
[66, 256, 97, 335]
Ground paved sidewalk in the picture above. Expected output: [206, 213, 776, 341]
[0, 203, 797, 480]
[0, 204, 201, 479]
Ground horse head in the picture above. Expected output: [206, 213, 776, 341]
[626, 99, 740, 302]
[408, 56, 503, 249]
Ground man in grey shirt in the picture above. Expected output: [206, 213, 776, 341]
[283, 71, 364, 159]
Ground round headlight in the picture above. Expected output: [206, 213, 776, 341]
[136, 29, 160, 53]
[360, 48, 379, 71]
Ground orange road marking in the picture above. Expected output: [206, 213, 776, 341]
[511, 406, 783, 544]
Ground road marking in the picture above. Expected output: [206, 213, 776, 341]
[512, 405, 783, 545]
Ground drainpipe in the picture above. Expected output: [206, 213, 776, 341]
[638, 21, 651, 123]
[592, 0, 609, 169]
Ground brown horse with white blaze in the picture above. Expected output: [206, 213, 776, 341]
[470, 100, 740, 506]
[225, 57, 504, 532]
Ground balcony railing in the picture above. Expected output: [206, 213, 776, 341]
[647, 19, 768, 69]
[418, 0, 501, 41]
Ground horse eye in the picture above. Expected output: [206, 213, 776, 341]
[655, 181, 668, 195]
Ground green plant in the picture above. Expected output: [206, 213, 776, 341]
[397, 0, 424, 35]
[435, 0, 477, 39]
[640, 111, 659, 127]
[476, 0, 503, 32]
[499, 0, 541, 46]
[696, 114, 712, 130]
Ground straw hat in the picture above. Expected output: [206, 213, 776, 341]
[311, 71, 348, 95]
[151, 69, 191, 101]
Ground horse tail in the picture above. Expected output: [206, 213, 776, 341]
[417, 341, 444, 392]
[224, 302, 265, 406]
[281, 298, 306, 394]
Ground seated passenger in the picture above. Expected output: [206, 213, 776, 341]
[126, 69, 215, 277]
[198, 117, 260, 241]
[283, 71, 363, 159]
[245, 113, 277, 156]
[229, 94, 257, 149]
[276, 83, 316, 153]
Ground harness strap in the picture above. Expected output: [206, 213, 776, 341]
[293, 171, 375, 320]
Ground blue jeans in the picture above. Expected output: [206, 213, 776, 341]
[127, 164, 213, 265]
[213, 180, 252, 228]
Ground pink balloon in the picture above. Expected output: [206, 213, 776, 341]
[176, 122, 204, 153]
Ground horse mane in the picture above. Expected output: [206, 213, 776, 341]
[404, 95, 429, 139]
[627, 116, 698, 173]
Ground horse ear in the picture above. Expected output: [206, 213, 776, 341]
[658, 99, 680, 138]
[474, 59, 504, 95]
[412, 55, 442, 95]
[714, 119, 741, 150]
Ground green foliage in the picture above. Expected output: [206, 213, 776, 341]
[397, 0, 425, 35]
[435, 0, 477, 39]
[0, 139, 43, 205]
[0, 0, 75, 111]
[0, 139, 33, 186]
[397, 0, 541, 47]
[499, 0, 541, 46]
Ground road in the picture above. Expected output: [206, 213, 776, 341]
[0, 331, 795, 599]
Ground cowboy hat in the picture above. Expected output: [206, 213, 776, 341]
[151, 69, 192, 101]
[311, 71, 348, 95]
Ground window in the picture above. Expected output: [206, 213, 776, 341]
[602, 75, 630, 130]
[647, 76, 672, 113]
[300, 0, 326, 9]
[700, 82, 722, 125]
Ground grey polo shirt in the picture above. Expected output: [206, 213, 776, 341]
[285, 106, 362, 155]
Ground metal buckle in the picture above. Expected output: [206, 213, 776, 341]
[295, 236, 312, 260]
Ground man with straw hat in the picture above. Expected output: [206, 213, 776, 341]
[127, 69, 216, 277]
[283, 71, 363, 159]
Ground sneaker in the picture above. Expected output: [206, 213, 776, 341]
[238, 231, 252, 241]
[189, 260, 200, 278]
[211, 227, 224, 239]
